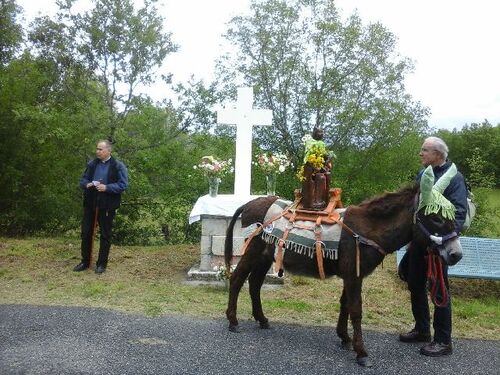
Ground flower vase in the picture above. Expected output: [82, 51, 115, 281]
[265, 173, 277, 196]
[208, 177, 220, 197]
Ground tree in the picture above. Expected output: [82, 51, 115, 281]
[437, 121, 500, 187]
[0, 0, 23, 66]
[215, 0, 429, 201]
[0, 0, 184, 238]
[29, 0, 178, 141]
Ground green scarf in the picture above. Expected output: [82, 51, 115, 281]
[418, 163, 457, 221]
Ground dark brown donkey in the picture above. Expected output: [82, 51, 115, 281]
[224, 183, 463, 367]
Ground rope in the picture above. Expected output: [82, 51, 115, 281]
[426, 248, 449, 307]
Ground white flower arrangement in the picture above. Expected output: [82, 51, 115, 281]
[193, 155, 233, 179]
[253, 152, 291, 175]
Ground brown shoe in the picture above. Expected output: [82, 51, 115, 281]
[420, 341, 452, 356]
[399, 329, 431, 343]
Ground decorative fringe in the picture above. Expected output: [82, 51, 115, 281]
[418, 163, 457, 221]
[261, 232, 338, 260]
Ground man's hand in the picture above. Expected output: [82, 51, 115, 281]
[86, 182, 94, 189]
[96, 184, 107, 192]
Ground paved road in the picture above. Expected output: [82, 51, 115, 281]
[0, 304, 498, 374]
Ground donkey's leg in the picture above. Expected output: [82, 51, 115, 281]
[248, 245, 273, 329]
[226, 251, 253, 333]
[345, 277, 372, 367]
[336, 287, 352, 349]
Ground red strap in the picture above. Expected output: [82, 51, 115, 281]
[426, 249, 449, 307]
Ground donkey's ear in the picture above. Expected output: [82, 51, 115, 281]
[419, 166, 434, 206]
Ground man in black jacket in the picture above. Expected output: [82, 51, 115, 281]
[73, 140, 128, 274]
[399, 136, 467, 357]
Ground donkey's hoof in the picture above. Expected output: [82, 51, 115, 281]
[259, 321, 271, 329]
[340, 340, 353, 350]
[228, 324, 240, 333]
[356, 356, 373, 367]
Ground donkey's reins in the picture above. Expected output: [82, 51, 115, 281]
[426, 249, 449, 307]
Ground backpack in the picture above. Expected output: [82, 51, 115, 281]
[462, 183, 476, 231]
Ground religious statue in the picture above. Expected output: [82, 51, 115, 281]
[299, 127, 333, 210]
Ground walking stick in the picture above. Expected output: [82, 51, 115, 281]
[89, 180, 102, 266]
[89, 207, 99, 266]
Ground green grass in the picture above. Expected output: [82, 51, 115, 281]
[1, 236, 499, 340]
[486, 189, 500, 207]
[487, 189, 500, 236]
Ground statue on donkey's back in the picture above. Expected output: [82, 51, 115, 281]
[300, 127, 334, 210]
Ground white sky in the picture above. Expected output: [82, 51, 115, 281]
[17, 0, 500, 130]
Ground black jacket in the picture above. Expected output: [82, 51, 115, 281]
[81, 157, 127, 210]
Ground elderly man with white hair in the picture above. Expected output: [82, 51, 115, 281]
[398, 136, 467, 357]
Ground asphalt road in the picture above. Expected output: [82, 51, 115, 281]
[0, 304, 498, 375]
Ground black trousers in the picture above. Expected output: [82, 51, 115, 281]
[405, 243, 452, 344]
[80, 206, 116, 267]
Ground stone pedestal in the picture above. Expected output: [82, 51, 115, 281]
[198, 214, 246, 271]
[187, 195, 283, 284]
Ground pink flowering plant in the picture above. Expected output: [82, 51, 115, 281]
[194, 155, 233, 180]
[253, 152, 291, 175]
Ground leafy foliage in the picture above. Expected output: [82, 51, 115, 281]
[0, 0, 498, 244]
[0, 0, 23, 65]
[437, 121, 500, 187]
[214, 0, 429, 201]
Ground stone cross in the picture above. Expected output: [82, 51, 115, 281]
[217, 87, 273, 196]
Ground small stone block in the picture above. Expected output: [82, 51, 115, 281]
[212, 236, 245, 256]
[201, 217, 229, 236]
[200, 235, 212, 255]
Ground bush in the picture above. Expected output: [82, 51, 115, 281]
[113, 197, 200, 246]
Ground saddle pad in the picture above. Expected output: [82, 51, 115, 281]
[261, 199, 346, 260]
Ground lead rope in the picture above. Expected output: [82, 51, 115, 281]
[314, 216, 326, 280]
[426, 248, 449, 307]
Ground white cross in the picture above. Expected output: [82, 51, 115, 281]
[217, 87, 273, 197]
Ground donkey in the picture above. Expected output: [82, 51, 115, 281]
[224, 183, 462, 367]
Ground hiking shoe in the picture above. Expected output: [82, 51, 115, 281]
[420, 341, 452, 356]
[399, 329, 431, 343]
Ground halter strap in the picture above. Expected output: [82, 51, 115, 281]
[417, 219, 458, 246]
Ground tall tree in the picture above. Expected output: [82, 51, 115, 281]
[29, 0, 178, 141]
[216, 0, 429, 200]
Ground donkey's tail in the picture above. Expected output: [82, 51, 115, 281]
[225, 204, 245, 267]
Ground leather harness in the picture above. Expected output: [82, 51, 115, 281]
[239, 188, 387, 279]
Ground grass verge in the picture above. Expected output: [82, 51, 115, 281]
[1, 236, 499, 340]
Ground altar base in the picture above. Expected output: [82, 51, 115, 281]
[187, 195, 283, 285]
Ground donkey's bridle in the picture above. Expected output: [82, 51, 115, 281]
[416, 218, 458, 247]
[412, 193, 458, 248]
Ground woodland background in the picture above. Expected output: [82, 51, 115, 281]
[1, 0, 498, 245]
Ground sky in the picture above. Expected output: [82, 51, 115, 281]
[16, 0, 500, 131]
